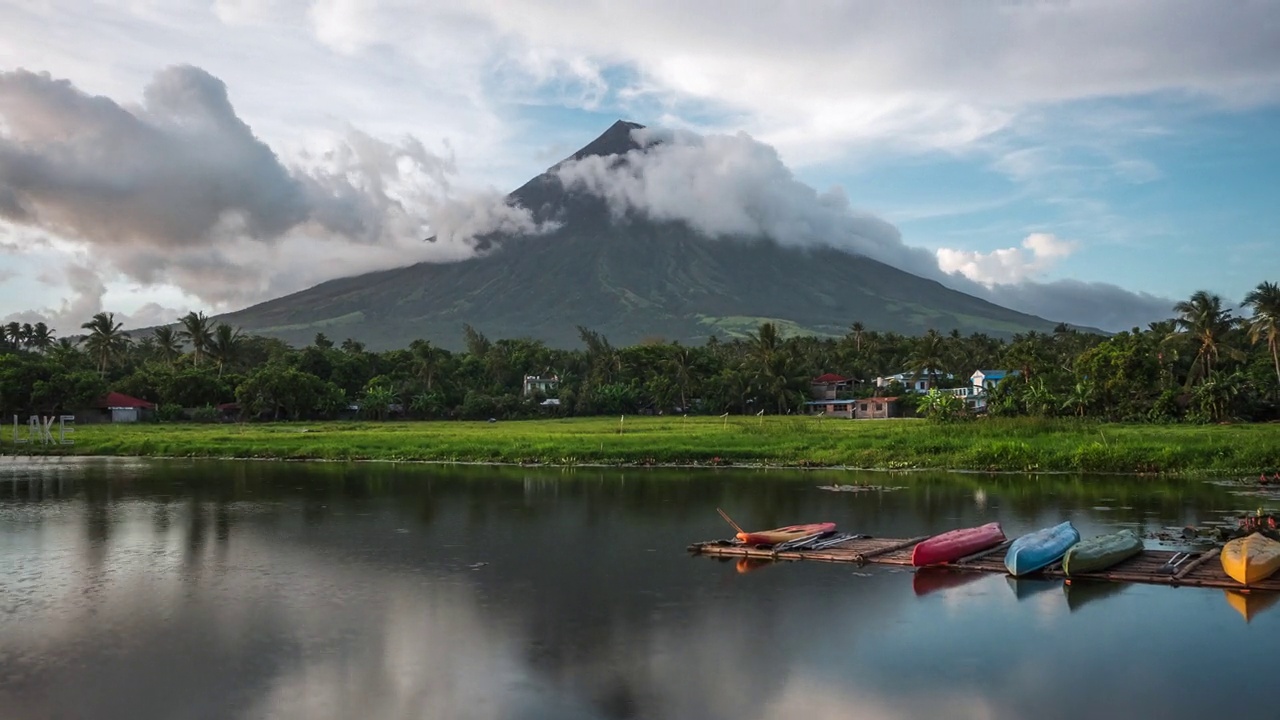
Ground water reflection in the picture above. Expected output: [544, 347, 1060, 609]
[1222, 590, 1280, 623]
[1005, 576, 1060, 602]
[1063, 580, 1129, 613]
[0, 459, 1276, 720]
[912, 567, 985, 596]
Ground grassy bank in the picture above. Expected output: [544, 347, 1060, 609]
[13, 416, 1280, 475]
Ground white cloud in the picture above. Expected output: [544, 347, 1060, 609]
[556, 127, 941, 279]
[937, 233, 1078, 286]
[0, 66, 557, 331]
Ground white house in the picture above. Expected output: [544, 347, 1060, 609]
[944, 369, 1019, 411]
[522, 374, 560, 396]
[874, 369, 950, 393]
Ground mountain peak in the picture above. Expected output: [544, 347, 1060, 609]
[567, 120, 645, 162]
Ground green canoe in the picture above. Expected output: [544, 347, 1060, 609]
[1062, 529, 1143, 576]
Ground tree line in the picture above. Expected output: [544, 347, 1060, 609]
[1, 282, 1278, 424]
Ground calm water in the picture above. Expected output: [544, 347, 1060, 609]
[1, 458, 1276, 720]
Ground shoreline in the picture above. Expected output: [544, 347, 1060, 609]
[5, 416, 1279, 477]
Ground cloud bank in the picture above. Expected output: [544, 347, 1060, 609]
[556, 127, 942, 280]
[0, 66, 552, 325]
[936, 233, 1078, 286]
[556, 127, 1174, 331]
[0, 66, 1177, 334]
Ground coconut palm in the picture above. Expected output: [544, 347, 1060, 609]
[48, 337, 82, 364]
[80, 312, 131, 375]
[2, 321, 20, 348]
[1171, 290, 1239, 385]
[1242, 281, 1280, 387]
[152, 326, 183, 365]
[668, 344, 697, 411]
[27, 322, 55, 352]
[177, 311, 214, 366]
[409, 339, 443, 391]
[207, 323, 245, 377]
[908, 329, 948, 388]
[848, 321, 866, 353]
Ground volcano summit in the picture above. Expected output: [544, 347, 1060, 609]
[219, 121, 1062, 349]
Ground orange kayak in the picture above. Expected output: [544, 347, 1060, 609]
[738, 522, 836, 546]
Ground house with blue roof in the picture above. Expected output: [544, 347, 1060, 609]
[945, 370, 1020, 411]
[972, 370, 1016, 389]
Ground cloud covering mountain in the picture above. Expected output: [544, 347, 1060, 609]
[0, 65, 550, 323]
[0, 67, 1182, 334]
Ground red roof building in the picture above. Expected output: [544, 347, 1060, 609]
[96, 392, 157, 410]
[812, 373, 848, 383]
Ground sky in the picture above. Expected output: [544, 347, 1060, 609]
[0, 0, 1278, 335]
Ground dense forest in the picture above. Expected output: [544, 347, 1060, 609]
[2, 283, 1278, 424]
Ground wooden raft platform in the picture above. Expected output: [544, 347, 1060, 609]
[688, 536, 1280, 592]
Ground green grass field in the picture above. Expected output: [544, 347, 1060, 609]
[13, 415, 1280, 475]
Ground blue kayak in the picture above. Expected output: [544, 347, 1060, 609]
[1005, 521, 1080, 576]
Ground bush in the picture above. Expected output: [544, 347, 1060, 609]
[190, 404, 220, 423]
[154, 403, 184, 422]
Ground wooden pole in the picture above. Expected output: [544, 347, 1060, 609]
[1174, 547, 1221, 582]
[955, 540, 1012, 565]
[855, 535, 930, 562]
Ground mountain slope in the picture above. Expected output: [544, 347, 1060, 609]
[221, 121, 1063, 349]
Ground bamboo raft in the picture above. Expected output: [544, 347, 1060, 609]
[688, 535, 1280, 592]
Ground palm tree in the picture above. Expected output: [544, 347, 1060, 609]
[668, 344, 697, 411]
[747, 322, 782, 365]
[152, 326, 183, 365]
[80, 312, 131, 375]
[177, 311, 215, 366]
[1242, 281, 1280, 387]
[27, 322, 54, 353]
[907, 329, 948, 388]
[207, 323, 245, 377]
[49, 337, 82, 364]
[848, 321, 866, 353]
[1171, 290, 1238, 385]
[409, 339, 442, 391]
[2, 321, 20, 348]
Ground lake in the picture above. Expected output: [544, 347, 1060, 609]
[1, 457, 1276, 720]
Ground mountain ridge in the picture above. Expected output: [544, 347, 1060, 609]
[217, 120, 1067, 350]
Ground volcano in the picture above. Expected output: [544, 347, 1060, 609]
[219, 120, 1063, 349]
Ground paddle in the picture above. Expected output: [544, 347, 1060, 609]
[717, 508, 746, 536]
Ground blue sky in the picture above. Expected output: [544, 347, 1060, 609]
[0, 1, 1277, 333]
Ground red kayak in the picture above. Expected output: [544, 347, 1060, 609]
[737, 522, 837, 546]
[911, 522, 1006, 566]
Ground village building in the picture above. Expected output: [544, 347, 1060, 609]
[86, 391, 156, 423]
[809, 373, 852, 400]
[944, 369, 1019, 411]
[804, 396, 902, 420]
[522, 374, 560, 397]
[873, 369, 951, 393]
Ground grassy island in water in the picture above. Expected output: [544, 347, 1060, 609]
[13, 416, 1280, 475]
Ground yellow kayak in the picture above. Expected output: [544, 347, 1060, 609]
[1223, 589, 1280, 623]
[1220, 533, 1280, 585]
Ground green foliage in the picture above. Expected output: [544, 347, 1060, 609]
[154, 403, 185, 422]
[45, 416, 1280, 474]
[235, 364, 330, 420]
[14, 281, 1280, 429]
[920, 389, 965, 423]
[190, 405, 220, 423]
